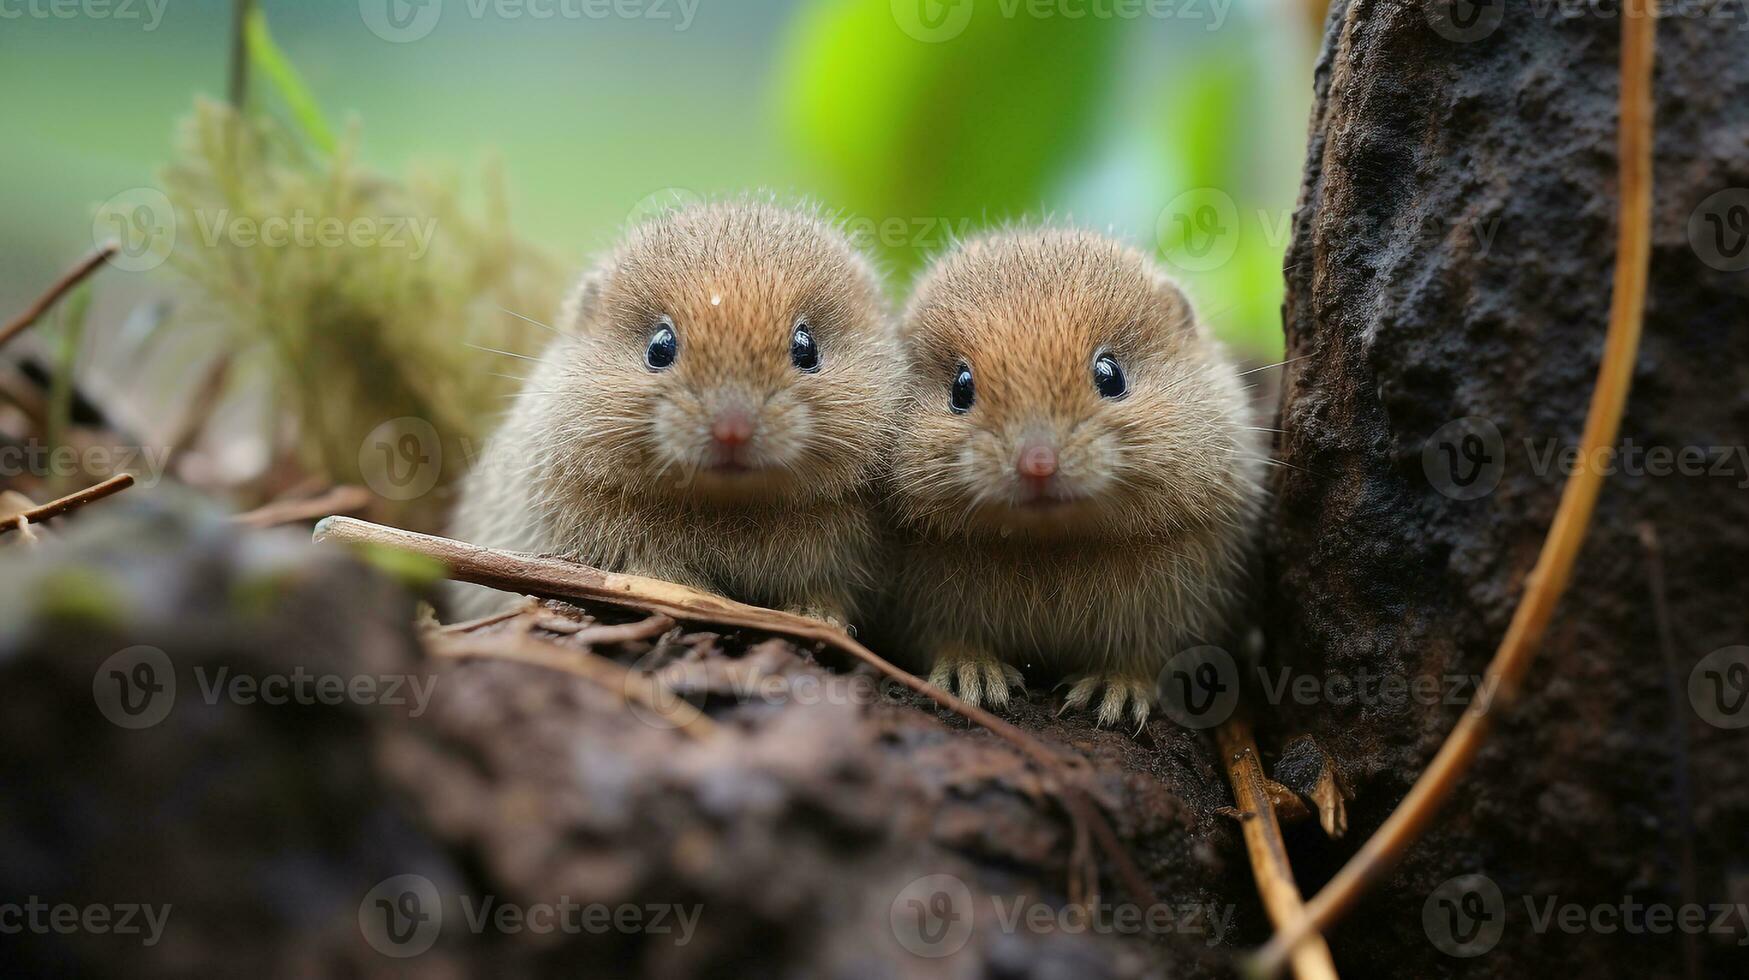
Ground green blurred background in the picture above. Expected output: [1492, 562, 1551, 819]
[1, 0, 1314, 353]
[0, 0, 1319, 517]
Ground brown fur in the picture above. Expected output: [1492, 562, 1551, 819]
[449, 199, 898, 622]
[884, 227, 1265, 727]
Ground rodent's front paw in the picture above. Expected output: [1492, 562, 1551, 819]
[926, 647, 1025, 711]
[1060, 673, 1154, 731]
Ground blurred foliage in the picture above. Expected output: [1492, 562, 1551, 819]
[160, 97, 562, 517]
[780, 0, 1298, 356]
[779, 0, 1121, 281]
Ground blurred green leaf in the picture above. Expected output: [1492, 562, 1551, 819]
[778, 0, 1121, 277]
[244, 8, 336, 155]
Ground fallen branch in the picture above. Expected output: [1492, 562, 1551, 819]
[1251, 3, 1658, 973]
[0, 242, 119, 350]
[1217, 717, 1339, 980]
[312, 515, 1156, 910]
[0, 474, 135, 536]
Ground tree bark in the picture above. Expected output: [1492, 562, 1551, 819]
[1267, 2, 1749, 975]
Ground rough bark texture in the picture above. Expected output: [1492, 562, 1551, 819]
[1267, 2, 1749, 976]
[0, 500, 1256, 978]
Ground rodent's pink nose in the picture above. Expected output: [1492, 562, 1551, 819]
[1017, 444, 1059, 481]
[710, 411, 756, 448]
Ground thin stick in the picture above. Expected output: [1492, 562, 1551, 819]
[0, 243, 119, 350]
[233, 484, 370, 528]
[313, 515, 1156, 909]
[429, 632, 718, 740]
[0, 474, 135, 535]
[1217, 717, 1340, 980]
[1251, 4, 1657, 974]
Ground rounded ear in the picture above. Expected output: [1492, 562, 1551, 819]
[557, 269, 605, 334]
[1151, 271, 1205, 337]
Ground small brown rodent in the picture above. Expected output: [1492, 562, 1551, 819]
[884, 227, 1264, 727]
[449, 199, 897, 624]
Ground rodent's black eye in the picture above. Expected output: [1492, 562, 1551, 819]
[790, 321, 821, 373]
[644, 321, 677, 370]
[949, 362, 975, 414]
[1092, 353, 1127, 399]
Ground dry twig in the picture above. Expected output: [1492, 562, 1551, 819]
[1251, 4, 1658, 973]
[1217, 718, 1340, 980]
[0, 243, 119, 350]
[0, 474, 136, 536]
[313, 515, 1156, 909]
